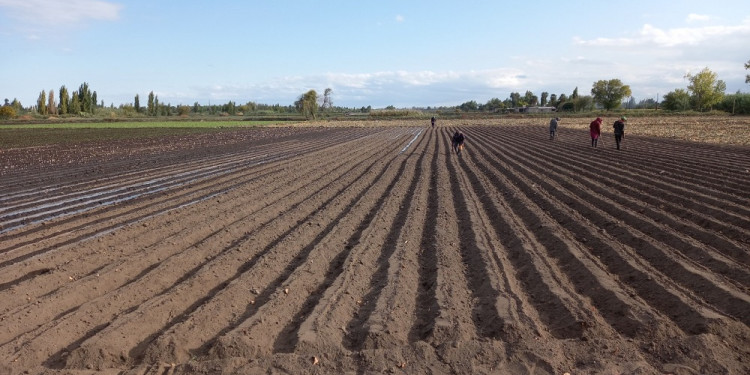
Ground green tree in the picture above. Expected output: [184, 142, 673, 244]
[245, 101, 257, 112]
[223, 101, 236, 115]
[719, 92, 750, 114]
[540, 92, 549, 106]
[559, 101, 575, 112]
[686, 67, 725, 111]
[78, 82, 92, 114]
[509, 92, 521, 107]
[591, 79, 632, 111]
[59, 86, 69, 115]
[662, 89, 691, 111]
[548, 93, 557, 107]
[745, 59, 750, 84]
[37, 90, 47, 115]
[459, 100, 478, 111]
[70, 91, 81, 115]
[574, 95, 593, 112]
[571, 87, 579, 99]
[484, 98, 503, 112]
[11, 98, 23, 113]
[523, 90, 538, 106]
[295, 90, 318, 119]
[147, 91, 155, 116]
[134, 94, 141, 113]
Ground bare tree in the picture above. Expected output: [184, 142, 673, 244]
[322, 88, 333, 110]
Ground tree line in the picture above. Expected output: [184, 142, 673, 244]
[457, 64, 749, 114]
[2, 61, 749, 120]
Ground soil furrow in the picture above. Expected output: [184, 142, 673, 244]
[0, 134, 337, 237]
[342, 128, 430, 351]
[0, 130, 394, 334]
[443, 131, 508, 340]
[2, 123, 749, 375]
[183, 132, 419, 363]
[440, 135, 584, 341]
[506, 135, 750, 286]
[60, 129, 417, 369]
[410, 128, 442, 341]
[503, 128, 750, 232]
[508, 128, 750, 252]
[0, 130, 405, 369]
[473, 130, 745, 330]
[0, 129, 351, 257]
[548, 129, 750, 210]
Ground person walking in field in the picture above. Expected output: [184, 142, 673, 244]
[452, 131, 465, 155]
[431, 116, 436, 128]
[549, 117, 559, 140]
[613, 116, 626, 150]
[590, 117, 603, 147]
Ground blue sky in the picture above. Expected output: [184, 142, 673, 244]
[1, 0, 749, 109]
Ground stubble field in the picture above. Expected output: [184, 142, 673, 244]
[0, 117, 749, 374]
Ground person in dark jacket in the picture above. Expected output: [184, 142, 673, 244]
[613, 116, 626, 149]
[452, 131, 465, 155]
[549, 117, 559, 140]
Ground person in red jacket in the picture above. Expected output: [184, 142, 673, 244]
[590, 117, 603, 147]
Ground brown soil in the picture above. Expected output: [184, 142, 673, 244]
[1, 123, 748, 374]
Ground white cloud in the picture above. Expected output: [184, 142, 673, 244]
[180, 68, 532, 107]
[575, 18, 750, 48]
[686, 13, 712, 23]
[0, 0, 122, 25]
[395, 14, 404, 23]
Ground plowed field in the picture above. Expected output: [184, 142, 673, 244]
[1, 123, 749, 374]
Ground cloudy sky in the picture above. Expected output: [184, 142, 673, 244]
[1, 0, 749, 109]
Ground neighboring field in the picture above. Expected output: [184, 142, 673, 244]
[0, 120, 294, 149]
[0, 118, 748, 374]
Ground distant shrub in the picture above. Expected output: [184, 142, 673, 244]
[0, 105, 16, 119]
[369, 109, 424, 118]
[719, 93, 750, 115]
[558, 101, 575, 112]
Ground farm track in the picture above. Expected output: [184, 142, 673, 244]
[0, 125, 748, 375]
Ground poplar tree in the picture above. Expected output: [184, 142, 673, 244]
[147, 91, 155, 116]
[59, 85, 69, 114]
[134, 94, 140, 113]
[70, 91, 81, 115]
[77, 82, 93, 114]
[48, 89, 57, 115]
[37, 90, 47, 114]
